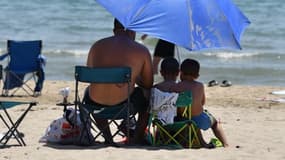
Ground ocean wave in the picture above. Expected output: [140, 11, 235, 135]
[194, 51, 284, 60]
[0, 48, 4, 54]
[203, 51, 260, 59]
[43, 49, 88, 56]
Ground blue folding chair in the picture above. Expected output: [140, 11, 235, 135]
[0, 101, 37, 147]
[74, 66, 133, 145]
[0, 40, 46, 97]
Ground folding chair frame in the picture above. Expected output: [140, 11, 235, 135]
[3, 71, 38, 96]
[148, 91, 201, 148]
[1, 40, 43, 97]
[0, 101, 37, 147]
[74, 66, 132, 145]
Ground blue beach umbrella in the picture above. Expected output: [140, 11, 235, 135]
[95, 0, 250, 51]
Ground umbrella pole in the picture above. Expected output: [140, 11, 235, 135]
[175, 46, 181, 64]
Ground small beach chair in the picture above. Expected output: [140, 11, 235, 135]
[0, 101, 37, 147]
[0, 40, 46, 97]
[147, 88, 201, 148]
[74, 66, 133, 145]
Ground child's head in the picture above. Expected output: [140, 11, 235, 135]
[180, 58, 200, 79]
[160, 57, 179, 79]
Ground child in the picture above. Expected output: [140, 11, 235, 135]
[154, 57, 179, 92]
[153, 57, 186, 119]
[154, 57, 212, 148]
[174, 58, 229, 147]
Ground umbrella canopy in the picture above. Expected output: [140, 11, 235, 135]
[95, 0, 250, 51]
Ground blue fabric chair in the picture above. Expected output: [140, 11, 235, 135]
[74, 66, 133, 145]
[0, 101, 37, 147]
[0, 40, 46, 97]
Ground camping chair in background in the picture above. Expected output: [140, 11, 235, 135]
[0, 101, 37, 147]
[147, 88, 201, 148]
[74, 66, 133, 145]
[0, 40, 46, 97]
[0, 65, 3, 86]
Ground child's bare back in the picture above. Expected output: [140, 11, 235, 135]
[175, 80, 205, 116]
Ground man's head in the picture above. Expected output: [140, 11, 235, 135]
[160, 57, 179, 78]
[114, 18, 125, 30]
[180, 58, 200, 79]
[113, 19, 136, 40]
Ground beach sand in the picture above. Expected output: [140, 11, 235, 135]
[1, 80, 285, 160]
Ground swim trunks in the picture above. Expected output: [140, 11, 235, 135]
[154, 39, 175, 58]
[191, 110, 216, 130]
[83, 87, 148, 117]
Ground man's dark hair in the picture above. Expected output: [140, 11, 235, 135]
[114, 19, 125, 30]
[180, 58, 200, 77]
[113, 18, 135, 39]
[161, 57, 179, 74]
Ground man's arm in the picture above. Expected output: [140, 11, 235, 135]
[86, 45, 95, 67]
[137, 49, 153, 89]
[201, 85, 206, 106]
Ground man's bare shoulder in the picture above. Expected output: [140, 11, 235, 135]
[90, 36, 113, 48]
[132, 40, 150, 53]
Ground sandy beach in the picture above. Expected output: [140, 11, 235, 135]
[1, 80, 285, 160]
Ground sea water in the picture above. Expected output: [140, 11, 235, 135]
[0, 0, 284, 86]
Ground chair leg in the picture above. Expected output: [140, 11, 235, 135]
[2, 90, 9, 97]
[5, 72, 35, 96]
[0, 114, 24, 146]
[150, 122, 202, 149]
[0, 103, 34, 147]
[92, 118, 115, 144]
[78, 112, 94, 145]
[10, 76, 34, 96]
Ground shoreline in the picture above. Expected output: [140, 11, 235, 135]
[1, 80, 285, 160]
[2, 80, 285, 107]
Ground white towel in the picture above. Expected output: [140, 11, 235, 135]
[150, 88, 178, 124]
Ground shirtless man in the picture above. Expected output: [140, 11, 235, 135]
[85, 19, 153, 145]
[174, 58, 229, 147]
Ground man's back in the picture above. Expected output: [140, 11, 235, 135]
[87, 35, 153, 105]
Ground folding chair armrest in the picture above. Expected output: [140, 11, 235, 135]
[0, 101, 37, 109]
[15, 101, 37, 106]
[0, 53, 8, 61]
[29, 101, 38, 106]
[37, 54, 47, 67]
[152, 118, 163, 126]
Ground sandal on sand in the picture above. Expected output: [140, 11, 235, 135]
[208, 80, 219, 87]
[220, 80, 232, 87]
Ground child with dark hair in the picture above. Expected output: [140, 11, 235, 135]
[154, 57, 210, 148]
[175, 58, 229, 147]
[154, 57, 179, 92]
